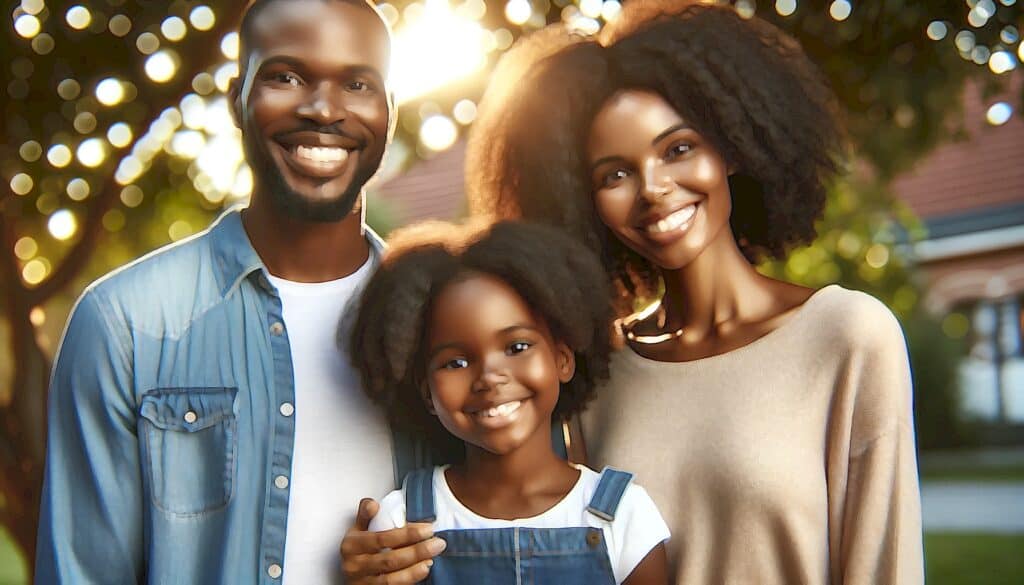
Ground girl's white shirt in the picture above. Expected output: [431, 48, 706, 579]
[369, 464, 671, 584]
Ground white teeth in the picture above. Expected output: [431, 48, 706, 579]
[648, 204, 696, 234]
[479, 400, 522, 418]
[295, 145, 349, 164]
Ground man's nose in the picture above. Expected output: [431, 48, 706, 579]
[297, 82, 347, 126]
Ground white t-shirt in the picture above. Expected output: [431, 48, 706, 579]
[270, 256, 396, 585]
[369, 464, 670, 584]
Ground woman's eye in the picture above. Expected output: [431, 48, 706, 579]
[440, 358, 469, 370]
[600, 169, 629, 188]
[665, 142, 692, 159]
[507, 341, 531, 355]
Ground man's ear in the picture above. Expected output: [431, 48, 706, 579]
[555, 342, 576, 384]
[228, 75, 243, 129]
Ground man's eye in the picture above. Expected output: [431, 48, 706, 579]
[272, 72, 301, 86]
[507, 342, 531, 355]
[665, 142, 692, 159]
[347, 80, 370, 92]
[441, 358, 469, 370]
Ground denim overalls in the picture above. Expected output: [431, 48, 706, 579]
[404, 467, 634, 585]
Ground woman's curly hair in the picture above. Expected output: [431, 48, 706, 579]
[348, 220, 614, 445]
[467, 2, 846, 311]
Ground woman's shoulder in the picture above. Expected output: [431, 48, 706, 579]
[804, 285, 905, 349]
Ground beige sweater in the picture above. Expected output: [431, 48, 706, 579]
[582, 285, 923, 585]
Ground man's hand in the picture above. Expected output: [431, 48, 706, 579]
[340, 498, 447, 584]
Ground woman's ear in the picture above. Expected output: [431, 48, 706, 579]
[555, 342, 576, 383]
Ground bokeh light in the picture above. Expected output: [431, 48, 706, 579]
[986, 102, 1013, 125]
[190, 6, 216, 31]
[220, 32, 239, 60]
[927, 21, 948, 41]
[48, 209, 78, 241]
[829, 0, 852, 21]
[453, 99, 477, 125]
[47, 144, 72, 168]
[66, 6, 92, 30]
[58, 78, 81, 100]
[66, 178, 90, 201]
[20, 141, 42, 162]
[22, 259, 48, 285]
[15, 14, 42, 38]
[108, 123, 134, 147]
[120, 185, 144, 207]
[109, 14, 132, 37]
[776, 0, 797, 17]
[505, 0, 532, 25]
[77, 138, 107, 167]
[14, 237, 38, 260]
[989, 51, 1016, 74]
[10, 173, 34, 196]
[580, 0, 603, 19]
[136, 32, 160, 55]
[420, 115, 458, 151]
[21, 0, 45, 16]
[96, 78, 125, 106]
[145, 50, 178, 83]
[161, 16, 187, 42]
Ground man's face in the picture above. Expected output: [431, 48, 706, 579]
[233, 0, 391, 222]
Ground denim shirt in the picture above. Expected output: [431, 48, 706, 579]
[35, 208, 406, 584]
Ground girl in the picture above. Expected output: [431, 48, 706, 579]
[467, 3, 923, 584]
[349, 221, 670, 584]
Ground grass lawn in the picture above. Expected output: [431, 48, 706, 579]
[925, 532, 1024, 585]
[0, 526, 27, 585]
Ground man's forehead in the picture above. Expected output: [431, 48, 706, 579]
[247, 0, 390, 64]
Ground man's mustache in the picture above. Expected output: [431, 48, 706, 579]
[272, 122, 366, 148]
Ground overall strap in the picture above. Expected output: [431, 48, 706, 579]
[586, 467, 634, 522]
[403, 468, 437, 523]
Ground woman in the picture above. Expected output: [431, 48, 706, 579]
[466, 3, 923, 583]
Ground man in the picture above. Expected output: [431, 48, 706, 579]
[36, 1, 442, 582]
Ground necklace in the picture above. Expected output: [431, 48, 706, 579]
[624, 326, 685, 344]
[619, 302, 685, 345]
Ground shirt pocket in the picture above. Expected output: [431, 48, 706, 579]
[138, 387, 238, 517]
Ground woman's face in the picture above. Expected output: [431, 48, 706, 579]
[586, 89, 733, 270]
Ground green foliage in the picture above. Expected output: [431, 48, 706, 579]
[925, 533, 1024, 585]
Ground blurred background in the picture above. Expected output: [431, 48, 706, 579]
[1, 0, 1023, 583]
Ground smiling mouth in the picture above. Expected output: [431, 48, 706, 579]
[475, 400, 522, 419]
[279, 143, 355, 179]
[645, 203, 697, 235]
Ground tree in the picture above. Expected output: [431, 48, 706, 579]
[1, 0, 1022, 577]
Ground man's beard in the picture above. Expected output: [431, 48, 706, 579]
[245, 139, 383, 223]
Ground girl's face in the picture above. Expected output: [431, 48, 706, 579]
[586, 89, 734, 270]
[425, 274, 575, 456]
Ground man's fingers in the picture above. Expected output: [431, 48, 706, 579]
[354, 498, 380, 532]
[342, 523, 434, 557]
[348, 537, 446, 579]
[354, 559, 433, 585]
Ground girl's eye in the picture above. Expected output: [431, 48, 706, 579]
[507, 341, 531, 355]
[440, 357, 469, 370]
[600, 168, 629, 188]
[665, 142, 692, 160]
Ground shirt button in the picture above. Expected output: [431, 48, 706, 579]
[269, 322, 284, 336]
[183, 411, 197, 424]
[279, 402, 294, 417]
[275, 475, 289, 489]
[267, 563, 282, 579]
